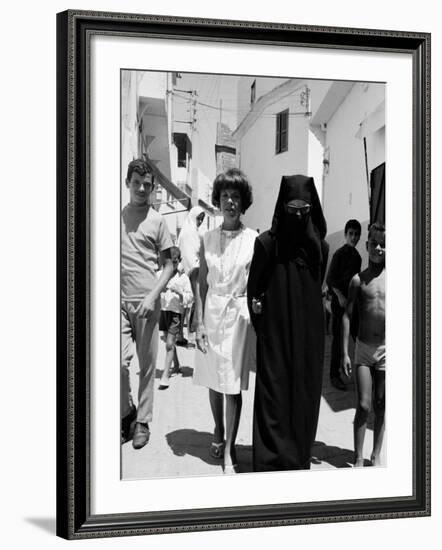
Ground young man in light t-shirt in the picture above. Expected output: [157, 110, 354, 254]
[121, 159, 174, 449]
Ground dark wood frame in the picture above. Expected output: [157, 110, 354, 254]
[56, 9, 431, 540]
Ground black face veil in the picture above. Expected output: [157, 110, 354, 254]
[269, 175, 327, 267]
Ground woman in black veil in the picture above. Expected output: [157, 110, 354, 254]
[247, 175, 329, 471]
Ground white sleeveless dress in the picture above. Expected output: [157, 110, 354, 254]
[193, 225, 257, 394]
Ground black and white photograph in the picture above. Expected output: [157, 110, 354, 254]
[3, 0, 440, 546]
[120, 69, 386, 480]
[52, 6, 431, 541]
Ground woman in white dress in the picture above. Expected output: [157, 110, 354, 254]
[193, 168, 257, 474]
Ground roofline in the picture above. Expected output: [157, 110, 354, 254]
[232, 78, 304, 140]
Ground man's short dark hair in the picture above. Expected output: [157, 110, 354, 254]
[211, 168, 253, 214]
[126, 158, 154, 184]
[368, 222, 385, 239]
[344, 219, 362, 235]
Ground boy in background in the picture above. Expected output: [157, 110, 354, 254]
[326, 219, 362, 390]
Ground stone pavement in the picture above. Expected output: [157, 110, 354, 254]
[122, 333, 379, 480]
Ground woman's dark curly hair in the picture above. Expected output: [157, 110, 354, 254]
[211, 168, 253, 214]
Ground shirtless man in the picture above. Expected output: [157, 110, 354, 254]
[342, 223, 385, 467]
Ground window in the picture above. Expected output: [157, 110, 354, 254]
[275, 109, 289, 154]
[250, 80, 256, 104]
[173, 132, 192, 168]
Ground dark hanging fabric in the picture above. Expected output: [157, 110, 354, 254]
[369, 162, 385, 226]
[247, 175, 329, 472]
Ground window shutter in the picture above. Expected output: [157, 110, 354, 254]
[276, 112, 281, 153]
[281, 110, 288, 152]
[275, 109, 289, 154]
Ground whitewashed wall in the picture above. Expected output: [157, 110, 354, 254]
[238, 90, 310, 232]
[322, 82, 385, 241]
[121, 71, 140, 204]
[236, 76, 288, 127]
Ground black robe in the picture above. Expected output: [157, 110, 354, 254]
[247, 175, 329, 471]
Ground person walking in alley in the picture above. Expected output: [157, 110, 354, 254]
[177, 206, 206, 346]
[158, 247, 193, 389]
[193, 168, 257, 474]
[326, 219, 362, 391]
[247, 175, 329, 472]
[121, 158, 174, 449]
[342, 222, 386, 467]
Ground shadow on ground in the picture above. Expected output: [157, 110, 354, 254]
[321, 335, 360, 413]
[166, 429, 253, 472]
[311, 440, 355, 468]
[176, 366, 193, 378]
[321, 381, 357, 413]
[167, 432, 370, 470]
[155, 366, 193, 379]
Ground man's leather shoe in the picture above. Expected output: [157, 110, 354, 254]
[121, 405, 137, 444]
[132, 422, 150, 449]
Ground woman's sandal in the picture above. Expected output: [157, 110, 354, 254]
[209, 441, 225, 459]
[223, 463, 239, 474]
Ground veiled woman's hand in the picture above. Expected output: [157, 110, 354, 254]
[196, 324, 208, 354]
[251, 297, 262, 315]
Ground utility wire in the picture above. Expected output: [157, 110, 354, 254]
[172, 90, 310, 118]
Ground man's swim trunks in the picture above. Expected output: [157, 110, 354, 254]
[354, 339, 385, 371]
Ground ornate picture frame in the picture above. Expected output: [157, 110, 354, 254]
[56, 10, 430, 539]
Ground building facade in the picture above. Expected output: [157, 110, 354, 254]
[121, 70, 219, 242]
[233, 76, 385, 266]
